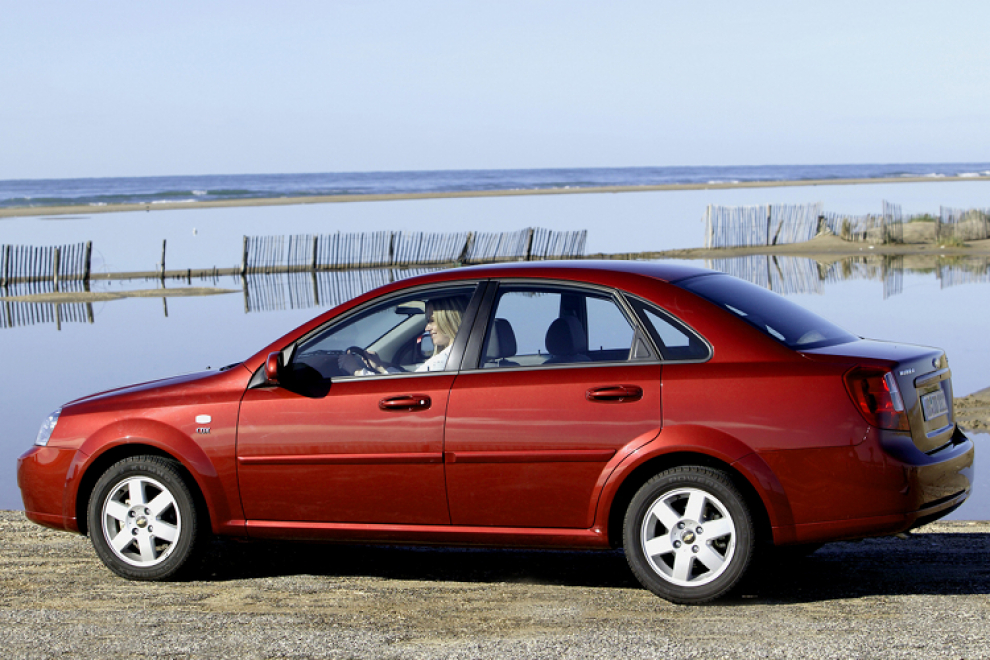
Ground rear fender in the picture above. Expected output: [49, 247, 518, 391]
[594, 424, 795, 542]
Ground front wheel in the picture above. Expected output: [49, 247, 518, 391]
[624, 466, 755, 604]
[88, 455, 203, 580]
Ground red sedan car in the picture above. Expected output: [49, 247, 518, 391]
[18, 261, 974, 603]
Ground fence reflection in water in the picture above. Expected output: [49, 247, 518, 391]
[0, 279, 94, 329]
[242, 268, 442, 314]
[705, 254, 990, 300]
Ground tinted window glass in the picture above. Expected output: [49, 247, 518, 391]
[678, 274, 856, 350]
[628, 299, 711, 361]
[480, 286, 645, 368]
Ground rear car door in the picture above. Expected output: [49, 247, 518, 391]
[443, 281, 664, 529]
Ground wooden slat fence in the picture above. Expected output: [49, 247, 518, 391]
[938, 207, 990, 242]
[703, 203, 822, 249]
[1, 242, 92, 286]
[243, 228, 587, 273]
[823, 213, 885, 242]
[883, 201, 904, 243]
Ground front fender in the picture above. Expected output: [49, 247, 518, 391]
[65, 418, 245, 537]
[593, 424, 795, 542]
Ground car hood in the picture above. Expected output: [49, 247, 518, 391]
[63, 364, 253, 414]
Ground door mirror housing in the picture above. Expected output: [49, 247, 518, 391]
[264, 352, 282, 386]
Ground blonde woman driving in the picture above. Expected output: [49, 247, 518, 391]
[338, 296, 467, 375]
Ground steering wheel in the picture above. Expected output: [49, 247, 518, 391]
[346, 345, 372, 360]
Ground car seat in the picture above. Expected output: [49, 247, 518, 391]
[484, 318, 519, 367]
[544, 316, 591, 364]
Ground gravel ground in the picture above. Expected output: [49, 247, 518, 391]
[1, 512, 988, 659]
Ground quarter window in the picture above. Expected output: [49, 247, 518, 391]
[627, 298, 711, 361]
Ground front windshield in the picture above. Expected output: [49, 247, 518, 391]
[677, 273, 857, 350]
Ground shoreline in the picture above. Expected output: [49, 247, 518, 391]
[603, 233, 990, 259]
[2, 175, 988, 219]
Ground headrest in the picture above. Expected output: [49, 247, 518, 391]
[545, 316, 588, 356]
[486, 318, 517, 360]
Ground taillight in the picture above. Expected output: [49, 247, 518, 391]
[843, 366, 910, 431]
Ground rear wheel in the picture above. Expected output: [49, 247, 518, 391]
[88, 455, 202, 580]
[624, 466, 755, 604]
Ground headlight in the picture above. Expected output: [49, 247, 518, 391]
[35, 409, 61, 446]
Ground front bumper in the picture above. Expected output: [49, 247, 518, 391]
[17, 445, 79, 532]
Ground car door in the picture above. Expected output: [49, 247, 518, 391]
[236, 284, 480, 525]
[443, 282, 664, 529]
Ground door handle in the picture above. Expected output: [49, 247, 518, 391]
[379, 394, 432, 412]
[586, 385, 643, 403]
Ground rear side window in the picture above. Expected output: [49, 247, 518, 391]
[479, 285, 650, 368]
[678, 273, 856, 350]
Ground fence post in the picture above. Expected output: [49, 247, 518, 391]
[241, 236, 249, 275]
[458, 232, 474, 264]
[83, 242, 92, 282]
[524, 228, 535, 261]
[704, 206, 711, 249]
[766, 204, 772, 246]
[160, 240, 167, 281]
[53, 247, 61, 291]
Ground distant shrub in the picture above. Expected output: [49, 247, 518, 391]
[908, 214, 937, 223]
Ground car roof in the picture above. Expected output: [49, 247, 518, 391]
[408, 259, 716, 286]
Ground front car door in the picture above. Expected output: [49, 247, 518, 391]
[236, 283, 481, 525]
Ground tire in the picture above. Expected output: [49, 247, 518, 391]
[623, 466, 755, 604]
[88, 455, 202, 581]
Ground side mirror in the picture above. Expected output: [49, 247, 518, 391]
[418, 332, 434, 360]
[264, 352, 282, 386]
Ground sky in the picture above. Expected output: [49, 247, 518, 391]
[2, 1, 989, 180]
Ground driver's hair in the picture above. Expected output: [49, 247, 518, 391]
[426, 296, 468, 355]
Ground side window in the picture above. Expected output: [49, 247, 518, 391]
[480, 285, 649, 368]
[630, 299, 711, 361]
[291, 286, 475, 379]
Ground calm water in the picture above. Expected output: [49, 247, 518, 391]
[2, 184, 988, 519]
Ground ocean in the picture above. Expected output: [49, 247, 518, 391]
[2, 163, 990, 209]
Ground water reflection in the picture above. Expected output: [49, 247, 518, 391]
[243, 267, 441, 313]
[1, 278, 94, 329]
[707, 254, 989, 299]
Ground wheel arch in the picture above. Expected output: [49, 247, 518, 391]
[68, 417, 237, 537]
[597, 426, 794, 550]
[74, 442, 212, 537]
[604, 452, 772, 550]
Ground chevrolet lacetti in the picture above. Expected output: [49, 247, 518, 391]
[17, 261, 975, 603]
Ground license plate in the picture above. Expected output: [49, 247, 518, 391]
[921, 390, 948, 421]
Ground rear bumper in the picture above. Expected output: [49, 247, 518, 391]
[772, 426, 974, 545]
